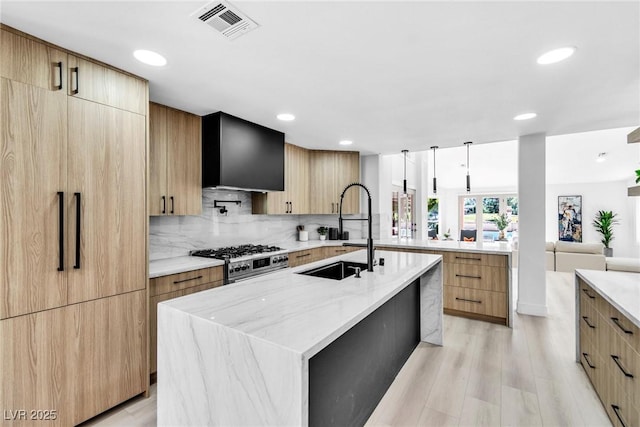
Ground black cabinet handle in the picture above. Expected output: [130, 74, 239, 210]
[173, 275, 203, 285]
[582, 352, 595, 369]
[57, 191, 64, 271]
[296, 253, 311, 258]
[290, 201, 293, 213]
[170, 196, 174, 214]
[161, 196, 166, 214]
[582, 316, 595, 329]
[335, 249, 347, 253]
[455, 297, 482, 304]
[611, 405, 628, 427]
[71, 66, 79, 95]
[611, 317, 633, 334]
[611, 355, 634, 378]
[455, 274, 482, 279]
[55, 61, 63, 90]
[74, 192, 81, 269]
[582, 288, 595, 299]
[455, 256, 482, 261]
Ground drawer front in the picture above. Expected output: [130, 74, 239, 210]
[443, 251, 507, 267]
[579, 330, 600, 389]
[604, 303, 640, 356]
[150, 266, 223, 296]
[579, 297, 601, 351]
[324, 246, 360, 258]
[289, 249, 323, 267]
[605, 374, 640, 427]
[444, 286, 507, 318]
[444, 263, 507, 292]
[578, 279, 603, 311]
[607, 328, 640, 409]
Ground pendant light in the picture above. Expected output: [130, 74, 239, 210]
[402, 149, 409, 194]
[464, 141, 472, 193]
[430, 146, 438, 194]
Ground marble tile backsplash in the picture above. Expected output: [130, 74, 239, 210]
[150, 188, 381, 260]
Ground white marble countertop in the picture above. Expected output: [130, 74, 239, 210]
[576, 269, 640, 328]
[160, 250, 442, 357]
[149, 256, 225, 279]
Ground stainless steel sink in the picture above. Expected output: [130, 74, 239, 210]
[298, 261, 368, 280]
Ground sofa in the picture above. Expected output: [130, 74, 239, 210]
[606, 257, 640, 273]
[545, 242, 555, 271]
[554, 241, 606, 272]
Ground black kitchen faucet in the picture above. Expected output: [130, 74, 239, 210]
[338, 183, 374, 272]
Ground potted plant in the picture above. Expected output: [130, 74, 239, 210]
[593, 210, 618, 257]
[490, 213, 511, 241]
[443, 228, 451, 240]
[317, 226, 328, 241]
[635, 169, 640, 184]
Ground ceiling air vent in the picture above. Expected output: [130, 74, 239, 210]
[192, 1, 259, 40]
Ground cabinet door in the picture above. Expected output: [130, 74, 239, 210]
[0, 78, 68, 319]
[149, 103, 168, 216]
[335, 151, 360, 214]
[1, 29, 67, 92]
[167, 108, 202, 215]
[67, 98, 146, 303]
[68, 55, 146, 115]
[0, 308, 74, 426]
[71, 291, 146, 425]
[310, 151, 338, 214]
[288, 143, 310, 214]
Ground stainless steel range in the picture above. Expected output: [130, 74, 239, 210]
[191, 244, 289, 283]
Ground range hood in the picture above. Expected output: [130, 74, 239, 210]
[202, 112, 284, 191]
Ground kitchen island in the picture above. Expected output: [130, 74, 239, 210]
[157, 249, 443, 426]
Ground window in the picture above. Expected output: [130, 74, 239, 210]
[392, 187, 415, 238]
[427, 198, 439, 238]
[458, 194, 518, 241]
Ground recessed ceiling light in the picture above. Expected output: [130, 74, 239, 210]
[277, 113, 295, 121]
[513, 112, 537, 121]
[339, 140, 353, 146]
[133, 49, 166, 66]
[537, 46, 576, 65]
[596, 152, 607, 163]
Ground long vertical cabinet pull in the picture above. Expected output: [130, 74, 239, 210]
[74, 192, 81, 269]
[57, 192, 64, 271]
[170, 196, 175, 214]
[71, 66, 79, 95]
[162, 196, 166, 214]
[55, 61, 63, 90]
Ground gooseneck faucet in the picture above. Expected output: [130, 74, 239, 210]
[338, 183, 374, 272]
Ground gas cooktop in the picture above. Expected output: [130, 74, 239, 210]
[191, 244, 283, 260]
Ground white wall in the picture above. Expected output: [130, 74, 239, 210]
[546, 179, 639, 257]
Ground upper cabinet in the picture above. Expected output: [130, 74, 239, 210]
[310, 150, 360, 214]
[252, 143, 310, 214]
[1, 29, 67, 91]
[67, 55, 146, 115]
[149, 102, 202, 216]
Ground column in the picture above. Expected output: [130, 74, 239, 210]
[517, 133, 548, 316]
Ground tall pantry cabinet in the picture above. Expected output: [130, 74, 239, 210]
[0, 27, 148, 426]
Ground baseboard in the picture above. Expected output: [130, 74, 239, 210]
[516, 301, 548, 316]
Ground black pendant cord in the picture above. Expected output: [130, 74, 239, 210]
[402, 149, 408, 194]
[464, 141, 472, 193]
[430, 146, 438, 195]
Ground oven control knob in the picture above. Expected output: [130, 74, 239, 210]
[274, 257, 281, 263]
[241, 264, 249, 270]
[234, 266, 241, 272]
[283, 256, 289, 261]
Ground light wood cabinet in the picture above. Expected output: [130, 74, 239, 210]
[149, 266, 224, 374]
[288, 248, 326, 267]
[323, 246, 360, 258]
[310, 150, 360, 214]
[149, 102, 202, 216]
[0, 27, 148, 424]
[578, 278, 640, 427]
[1, 29, 67, 91]
[252, 143, 310, 214]
[67, 54, 146, 115]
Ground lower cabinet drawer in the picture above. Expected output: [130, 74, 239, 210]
[443, 251, 507, 267]
[289, 248, 324, 267]
[444, 286, 507, 319]
[605, 374, 640, 427]
[444, 263, 507, 292]
[323, 246, 360, 258]
[607, 327, 640, 409]
[150, 266, 223, 296]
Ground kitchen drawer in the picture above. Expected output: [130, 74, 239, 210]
[607, 327, 640, 409]
[444, 263, 507, 292]
[579, 297, 601, 351]
[443, 251, 507, 268]
[289, 248, 324, 267]
[579, 331, 601, 391]
[323, 246, 360, 258]
[150, 266, 223, 297]
[150, 281, 222, 374]
[604, 302, 640, 356]
[605, 374, 640, 427]
[444, 286, 507, 319]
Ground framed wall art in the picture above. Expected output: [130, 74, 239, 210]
[558, 195, 582, 242]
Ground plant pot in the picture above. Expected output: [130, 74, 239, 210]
[604, 247, 613, 257]
[319, 235, 326, 241]
[299, 231, 308, 241]
[498, 229, 505, 241]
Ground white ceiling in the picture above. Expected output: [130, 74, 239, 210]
[1, 1, 638, 155]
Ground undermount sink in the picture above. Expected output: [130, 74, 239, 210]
[298, 261, 368, 281]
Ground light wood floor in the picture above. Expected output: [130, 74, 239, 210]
[82, 271, 611, 427]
